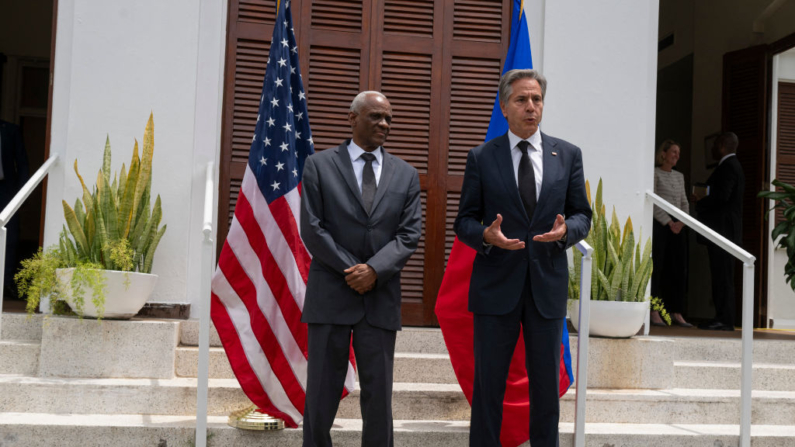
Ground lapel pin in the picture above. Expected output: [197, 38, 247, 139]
[551, 152, 558, 156]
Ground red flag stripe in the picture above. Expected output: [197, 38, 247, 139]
[211, 267, 302, 423]
[225, 217, 309, 388]
[216, 248, 306, 412]
[282, 188, 313, 281]
[210, 292, 298, 427]
[235, 191, 308, 352]
[244, 168, 311, 288]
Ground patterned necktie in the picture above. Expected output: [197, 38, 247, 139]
[360, 152, 377, 213]
[517, 140, 537, 220]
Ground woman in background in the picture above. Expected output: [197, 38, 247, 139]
[651, 140, 692, 327]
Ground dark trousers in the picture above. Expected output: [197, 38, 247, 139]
[707, 243, 736, 327]
[303, 318, 396, 447]
[470, 279, 563, 447]
[651, 220, 688, 314]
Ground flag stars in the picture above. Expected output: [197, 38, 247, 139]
[290, 67, 296, 75]
[296, 132, 301, 140]
[296, 112, 303, 121]
[275, 161, 285, 172]
[292, 168, 298, 177]
[271, 180, 280, 191]
[257, 114, 260, 122]
[291, 46, 298, 54]
[283, 20, 288, 28]
[252, 134, 257, 142]
[308, 137, 314, 146]
[260, 156, 267, 166]
[287, 104, 294, 113]
[267, 117, 275, 127]
[274, 77, 284, 88]
[283, 123, 292, 133]
[298, 91, 306, 101]
[280, 142, 290, 152]
[271, 98, 280, 108]
[264, 136, 271, 147]
[277, 57, 287, 67]
[281, 38, 289, 47]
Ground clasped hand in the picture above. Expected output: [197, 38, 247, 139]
[483, 214, 567, 250]
[344, 264, 377, 294]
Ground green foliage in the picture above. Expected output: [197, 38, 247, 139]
[15, 114, 166, 318]
[759, 179, 795, 291]
[650, 296, 672, 325]
[15, 241, 107, 320]
[568, 178, 653, 302]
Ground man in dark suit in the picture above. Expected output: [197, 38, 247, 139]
[300, 91, 422, 446]
[455, 69, 591, 447]
[695, 132, 744, 331]
[0, 121, 30, 297]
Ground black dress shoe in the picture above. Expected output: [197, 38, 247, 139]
[698, 321, 734, 331]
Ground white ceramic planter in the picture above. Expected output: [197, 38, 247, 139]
[569, 299, 649, 338]
[56, 268, 158, 319]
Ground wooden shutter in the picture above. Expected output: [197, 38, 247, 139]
[775, 82, 795, 224]
[218, 1, 276, 252]
[220, 0, 511, 326]
[721, 45, 769, 328]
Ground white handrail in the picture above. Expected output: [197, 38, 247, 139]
[646, 190, 755, 447]
[195, 161, 215, 447]
[572, 240, 593, 447]
[0, 153, 59, 338]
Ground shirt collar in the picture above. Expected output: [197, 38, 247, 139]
[719, 153, 736, 165]
[348, 140, 383, 165]
[507, 129, 542, 153]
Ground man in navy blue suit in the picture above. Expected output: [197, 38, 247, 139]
[455, 69, 591, 447]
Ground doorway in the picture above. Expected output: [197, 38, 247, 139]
[0, 0, 56, 309]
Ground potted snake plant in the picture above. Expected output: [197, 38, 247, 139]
[567, 179, 654, 337]
[16, 113, 166, 319]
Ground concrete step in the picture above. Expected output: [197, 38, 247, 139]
[675, 361, 795, 391]
[2, 375, 795, 425]
[672, 337, 795, 365]
[179, 321, 449, 354]
[0, 313, 42, 341]
[175, 347, 457, 384]
[0, 341, 39, 375]
[0, 413, 793, 447]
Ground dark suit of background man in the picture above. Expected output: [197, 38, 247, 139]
[300, 91, 422, 447]
[455, 69, 591, 447]
[695, 132, 744, 332]
[0, 121, 30, 297]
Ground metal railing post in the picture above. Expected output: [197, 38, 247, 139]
[0, 227, 6, 337]
[739, 262, 754, 447]
[646, 190, 755, 447]
[195, 161, 215, 447]
[573, 241, 593, 447]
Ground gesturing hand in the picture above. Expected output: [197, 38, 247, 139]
[533, 214, 568, 242]
[344, 264, 377, 295]
[483, 214, 526, 250]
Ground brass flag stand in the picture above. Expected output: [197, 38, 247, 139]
[228, 405, 285, 431]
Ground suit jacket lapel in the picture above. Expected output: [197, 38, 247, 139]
[493, 133, 529, 223]
[535, 133, 558, 216]
[370, 149, 394, 215]
[331, 140, 368, 213]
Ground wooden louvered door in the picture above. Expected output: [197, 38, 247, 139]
[721, 45, 769, 328]
[220, 0, 511, 326]
[776, 82, 795, 223]
[218, 0, 277, 255]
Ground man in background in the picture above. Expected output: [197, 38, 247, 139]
[694, 132, 744, 331]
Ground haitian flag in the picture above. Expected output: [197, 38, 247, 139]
[434, 1, 574, 446]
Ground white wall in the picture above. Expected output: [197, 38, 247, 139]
[769, 49, 795, 327]
[47, 0, 225, 315]
[542, 0, 660, 237]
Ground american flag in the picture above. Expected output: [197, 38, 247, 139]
[210, 0, 356, 428]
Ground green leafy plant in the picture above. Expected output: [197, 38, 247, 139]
[15, 114, 166, 318]
[650, 296, 671, 326]
[759, 179, 795, 290]
[568, 178, 653, 302]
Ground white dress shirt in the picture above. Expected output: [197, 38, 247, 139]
[719, 153, 736, 165]
[507, 129, 543, 200]
[348, 140, 383, 192]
